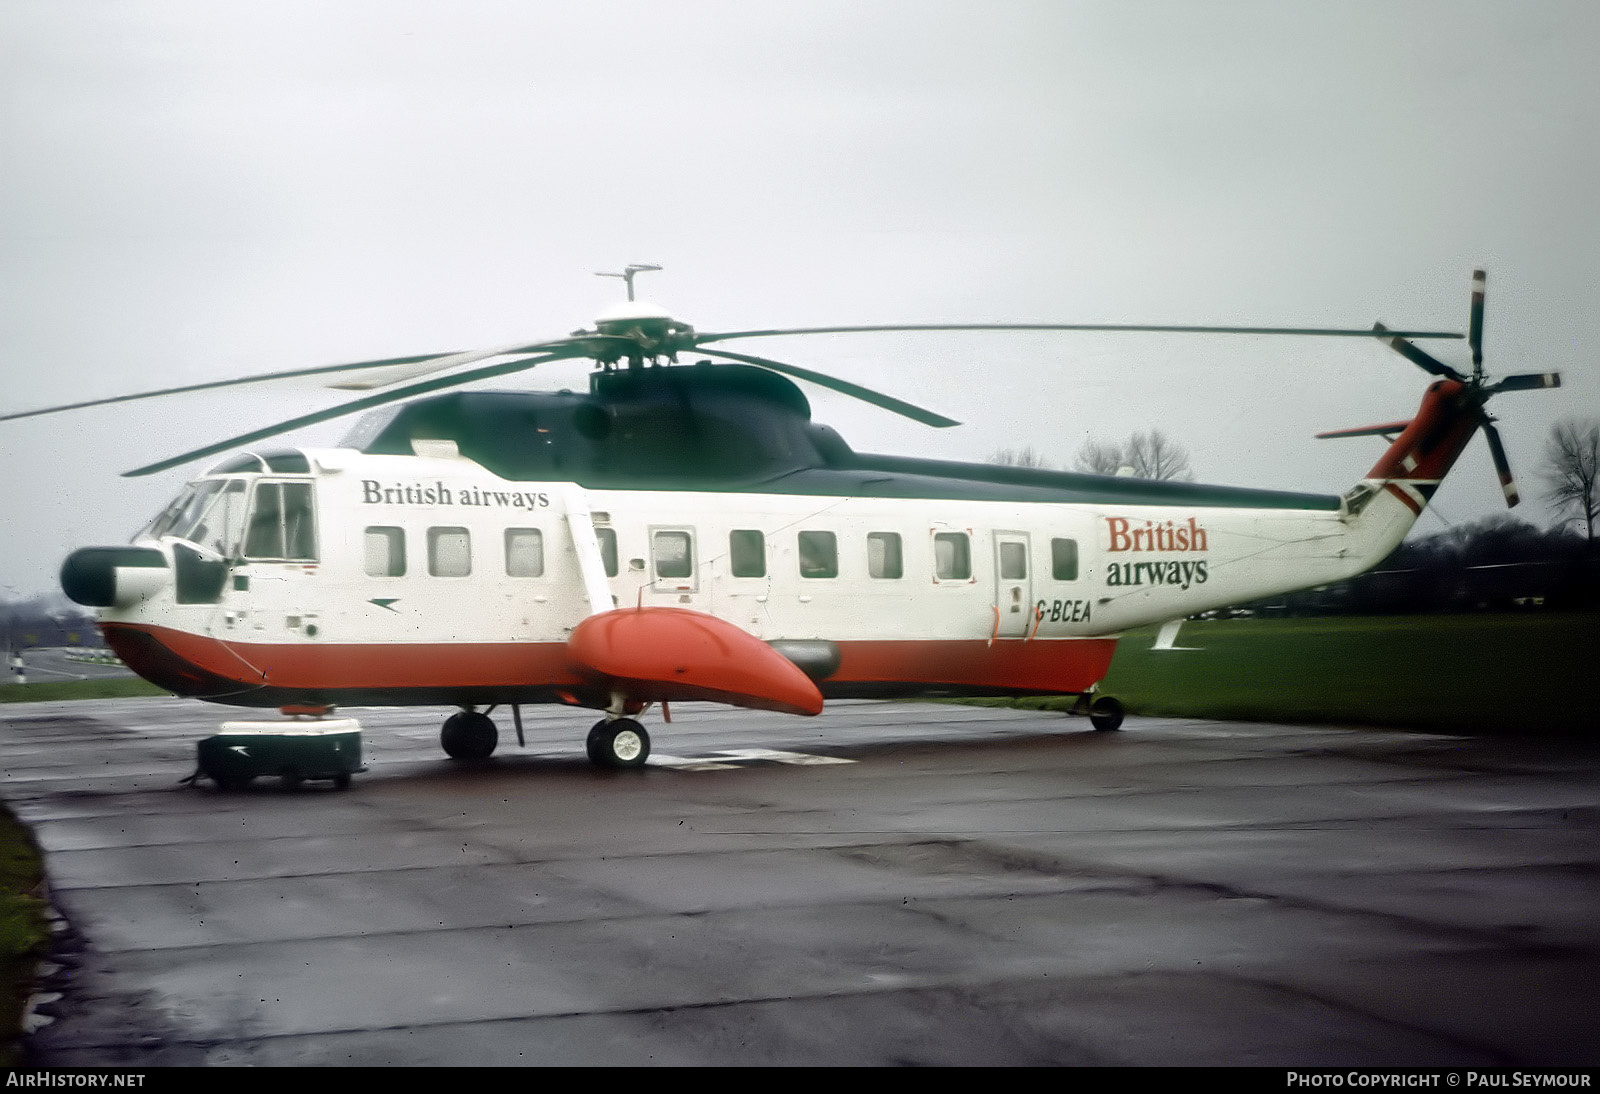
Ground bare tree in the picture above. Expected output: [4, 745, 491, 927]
[1072, 437, 1126, 475]
[1073, 430, 1194, 481]
[1541, 418, 1600, 544]
[987, 445, 1052, 469]
[1125, 429, 1194, 482]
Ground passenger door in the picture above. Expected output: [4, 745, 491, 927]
[993, 531, 1032, 638]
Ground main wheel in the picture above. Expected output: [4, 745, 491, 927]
[1089, 696, 1125, 732]
[586, 718, 651, 769]
[441, 711, 498, 759]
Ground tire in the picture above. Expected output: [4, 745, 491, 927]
[1089, 696, 1125, 732]
[586, 718, 651, 770]
[441, 711, 498, 760]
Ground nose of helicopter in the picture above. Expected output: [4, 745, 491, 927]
[60, 545, 169, 608]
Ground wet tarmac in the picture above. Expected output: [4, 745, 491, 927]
[1, 696, 1596, 1066]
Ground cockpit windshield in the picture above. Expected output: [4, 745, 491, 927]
[138, 479, 251, 559]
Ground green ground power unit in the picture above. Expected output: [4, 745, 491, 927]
[197, 718, 363, 790]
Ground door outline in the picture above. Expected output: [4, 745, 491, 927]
[993, 530, 1032, 638]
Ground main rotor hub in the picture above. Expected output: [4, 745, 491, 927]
[588, 301, 697, 366]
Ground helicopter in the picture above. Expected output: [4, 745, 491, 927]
[12, 266, 1559, 770]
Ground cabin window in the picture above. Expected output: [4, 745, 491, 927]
[798, 531, 838, 579]
[1052, 538, 1080, 581]
[729, 530, 765, 578]
[1000, 541, 1027, 580]
[505, 528, 544, 577]
[428, 527, 471, 577]
[595, 527, 619, 577]
[653, 530, 693, 579]
[243, 482, 317, 561]
[868, 532, 903, 579]
[364, 527, 406, 576]
[933, 532, 971, 581]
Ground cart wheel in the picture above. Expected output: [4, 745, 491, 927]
[332, 773, 352, 790]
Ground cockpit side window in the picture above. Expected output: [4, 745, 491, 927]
[193, 481, 250, 560]
[243, 481, 318, 561]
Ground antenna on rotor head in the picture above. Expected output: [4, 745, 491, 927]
[596, 264, 663, 302]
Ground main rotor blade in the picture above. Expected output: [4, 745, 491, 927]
[327, 335, 597, 390]
[691, 347, 960, 428]
[1375, 322, 1466, 381]
[1469, 268, 1486, 374]
[0, 352, 460, 424]
[1479, 412, 1520, 507]
[696, 322, 1465, 344]
[123, 350, 577, 478]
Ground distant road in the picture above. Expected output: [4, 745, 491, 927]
[4, 646, 133, 684]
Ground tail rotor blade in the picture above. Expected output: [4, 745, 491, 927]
[1489, 372, 1562, 393]
[1479, 414, 1520, 507]
[1469, 268, 1486, 375]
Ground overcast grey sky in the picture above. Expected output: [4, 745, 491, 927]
[3, 1, 1597, 597]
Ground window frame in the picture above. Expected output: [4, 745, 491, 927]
[427, 526, 472, 578]
[1051, 537, 1080, 582]
[364, 526, 407, 577]
[867, 531, 903, 580]
[650, 527, 697, 589]
[729, 529, 766, 578]
[932, 530, 973, 583]
[797, 530, 839, 580]
[504, 527, 546, 578]
[594, 527, 619, 578]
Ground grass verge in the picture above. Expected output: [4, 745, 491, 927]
[972, 612, 1597, 734]
[0, 808, 49, 1066]
[0, 678, 167, 704]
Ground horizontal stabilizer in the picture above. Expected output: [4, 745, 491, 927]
[567, 607, 824, 716]
[1316, 419, 1414, 441]
[1151, 619, 1201, 652]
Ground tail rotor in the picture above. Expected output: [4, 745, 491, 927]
[1376, 269, 1561, 507]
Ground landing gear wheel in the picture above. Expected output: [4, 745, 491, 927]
[1089, 696, 1125, 732]
[441, 711, 498, 760]
[586, 718, 651, 770]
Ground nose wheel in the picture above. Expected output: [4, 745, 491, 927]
[587, 718, 651, 769]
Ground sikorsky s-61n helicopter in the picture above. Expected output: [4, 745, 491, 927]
[15, 266, 1558, 769]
